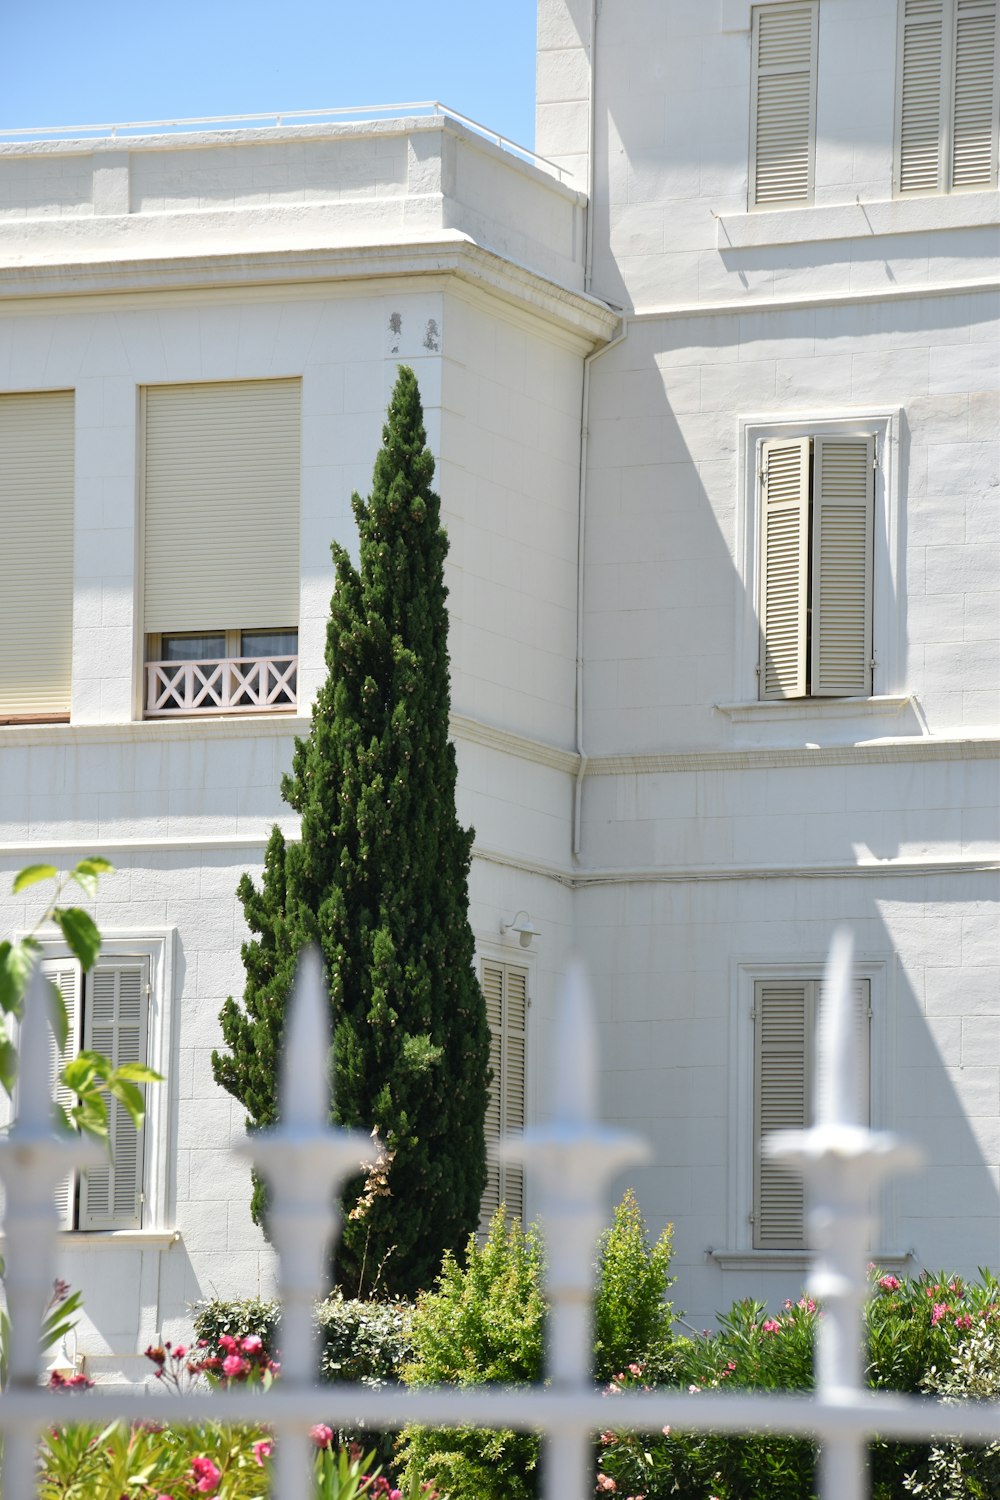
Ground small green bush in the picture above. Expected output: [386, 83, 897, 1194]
[192, 1297, 281, 1355]
[593, 1187, 674, 1382]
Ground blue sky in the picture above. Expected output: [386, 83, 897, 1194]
[1, 1, 538, 148]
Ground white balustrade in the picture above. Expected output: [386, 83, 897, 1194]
[0, 941, 994, 1500]
[144, 655, 297, 716]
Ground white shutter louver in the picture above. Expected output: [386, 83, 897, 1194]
[79, 961, 148, 1231]
[41, 958, 82, 1229]
[952, 0, 999, 187]
[143, 380, 301, 635]
[759, 437, 810, 699]
[754, 982, 811, 1249]
[479, 960, 527, 1233]
[750, 3, 818, 206]
[810, 436, 875, 697]
[898, 0, 947, 192]
[0, 392, 74, 719]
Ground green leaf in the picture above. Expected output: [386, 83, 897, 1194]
[0, 939, 38, 1015]
[61, 1055, 103, 1093]
[0, 1036, 17, 1096]
[70, 856, 114, 899]
[47, 977, 69, 1054]
[113, 1063, 162, 1085]
[11, 863, 58, 895]
[70, 1094, 108, 1143]
[52, 908, 101, 970]
[108, 1076, 145, 1131]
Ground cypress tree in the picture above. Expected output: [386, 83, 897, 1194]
[212, 367, 490, 1298]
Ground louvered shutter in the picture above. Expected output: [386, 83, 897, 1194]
[78, 960, 149, 1231]
[810, 436, 874, 697]
[40, 957, 82, 1229]
[898, 0, 947, 192]
[143, 380, 301, 634]
[754, 982, 811, 1249]
[0, 391, 74, 718]
[759, 438, 810, 699]
[750, 3, 818, 206]
[479, 961, 527, 1233]
[951, 0, 999, 187]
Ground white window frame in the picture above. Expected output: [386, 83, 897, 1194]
[723, 954, 893, 1266]
[733, 409, 903, 712]
[893, 0, 1000, 197]
[25, 929, 176, 1239]
[477, 939, 534, 1232]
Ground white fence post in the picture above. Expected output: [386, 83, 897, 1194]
[243, 947, 376, 1500]
[767, 931, 923, 1500]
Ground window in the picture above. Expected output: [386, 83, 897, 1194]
[480, 959, 527, 1231]
[896, 0, 999, 194]
[0, 391, 74, 724]
[753, 978, 870, 1249]
[758, 433, 875, 700]
[750, 2, 819, 207]
[141, 379, 301, 716]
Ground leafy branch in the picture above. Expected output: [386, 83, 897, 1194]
[0, 859, 161, 1142]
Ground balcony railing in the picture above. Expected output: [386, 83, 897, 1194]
[144, 655, 297, 716]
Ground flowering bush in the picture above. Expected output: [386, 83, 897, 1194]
[596, 1267, 1000, 1500]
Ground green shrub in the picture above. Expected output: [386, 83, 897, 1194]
[191, 1297, 281, 1356]
[904, 1306, 1000, 1498]
[593, 1187, 674, 1382]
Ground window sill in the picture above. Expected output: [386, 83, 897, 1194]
[715, 694, 913, 724]
[710, 1248, 915, 1272]
[0, 1229, 182, 1250]
[718, 190, 999, 249]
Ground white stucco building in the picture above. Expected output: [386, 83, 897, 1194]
[0, 0, 997, 1379]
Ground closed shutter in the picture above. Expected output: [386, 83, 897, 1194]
[0, 392, 74, 718]
[754, 982, 811, 1249]
[143, 380, 301, 634]
[810, 436, 874, 697]
[78, 960, 148, 1231]
[479, 960, 527, 1233]
[41, 957, 82, 1229]
[898, 0, 947, 192]
[759, 437, 810, 699]
[750, 3, 818, 206]
[951, 0, 999, 187]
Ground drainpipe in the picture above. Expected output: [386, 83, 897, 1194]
[573, 317, 628, 859]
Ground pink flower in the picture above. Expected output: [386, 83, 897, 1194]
[596, 1477, 617, 1493]
[241, 1335, 263, 1354]
[222, 1354, 248, 1378]
[217, 1335, 238, 1354]
[600, 1431, 618, 1446]
[879, 1275, 900, 1292]
[310, 1424, 334, 1448]
[955, 1313, 973, 1331]
[628, 1362, 643, 1376]
[797, 1297, 816, 1313]
[252, 1438, 274, 1465]
[173, 1345, 188, 1359]
[190, 1456, 221, 1494]
[931, 1302, 949, 1327]
[762, 1319, 781, 1334]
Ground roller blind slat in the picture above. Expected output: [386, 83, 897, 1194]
[0, 392, 74, 717]
[143, 381, 301, 634]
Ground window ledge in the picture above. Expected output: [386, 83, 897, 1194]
[0, 1229, 182, 1250]
[709, 1248, 915, 1272]
[717, 190, 999, 249]
[715, 695, 913, 724]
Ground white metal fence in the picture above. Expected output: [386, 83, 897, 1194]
[2, 937, 999, 1499]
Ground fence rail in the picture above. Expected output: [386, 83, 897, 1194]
[0, 936, 994, 1499]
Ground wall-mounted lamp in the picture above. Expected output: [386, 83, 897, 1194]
[500, 910, 540, 949]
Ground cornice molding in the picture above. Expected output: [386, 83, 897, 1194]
[630, 276, 1000, 323]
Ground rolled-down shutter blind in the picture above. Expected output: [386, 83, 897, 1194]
[41, 958, 82, 1229]
[479, 961, 527, 1232]
[750, 3, 818, 206]
[78, 960, 149, 1231]
[899, 0, 946, 192]
[0, 392, 74, 718]
[759, 438, 810, 699]
[810, 436, 874, 697]
[143, 380, 301, 634]
[952, 0, 999, 187]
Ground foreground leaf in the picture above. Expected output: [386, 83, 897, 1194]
[12, 863, 58, 894]
[52, 908, 101, 970]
